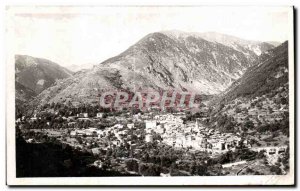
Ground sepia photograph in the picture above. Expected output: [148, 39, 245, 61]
[5, 5, 295, 186]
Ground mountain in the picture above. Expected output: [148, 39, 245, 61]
[208, 41, 289, 133]
[266, 41, 282, 47]
[219, 41, 288, 102]
[15, 55, 73, 96]
[198, 32, 274, 61]
[65, 63, 95, 72]
[15, 81, 37, 105]
[32, 31, 274, 106]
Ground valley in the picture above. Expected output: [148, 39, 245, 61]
[14, 31, 290, 177]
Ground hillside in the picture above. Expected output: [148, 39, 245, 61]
[220, 41, 288, 101]
[15, 81, 37, 105]
[32, 31, 273, 107]
[15, 55, 73, 95]
[208, 41, 289, 135]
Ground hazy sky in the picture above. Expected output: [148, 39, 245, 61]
[11, 6, 291, 67]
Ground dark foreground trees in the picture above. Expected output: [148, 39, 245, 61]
[16, 130, 136, 177]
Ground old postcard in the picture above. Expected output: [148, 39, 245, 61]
[6, 6, 294, 186]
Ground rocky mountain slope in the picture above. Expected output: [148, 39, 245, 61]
[15, 55, 73, 102]
[199, 32, 274, 61]
[219, 41, 288, 102]
[208, 41, 289, 133]
[32, 31, 274, 106]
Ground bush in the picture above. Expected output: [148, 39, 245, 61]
[270, 165, 282, 175]
[138, 163, 161, 176]
[125, 159, 139, 172]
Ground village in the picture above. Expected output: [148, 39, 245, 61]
[16, 101, 289, 176]
[22, 109, 251, 154]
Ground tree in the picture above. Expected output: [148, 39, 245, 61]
[106, 149, 112, 158]
[257, 150, 266, 159]
[76, 137, 83, 144]
[244, 120, 254, 130]
[280, 97, 288, 105]
[169, 162, 177, 175]
[142, 153, 150, 162]
[125, 159, 139, 172]
[235, 107, 242, 113]
[189, 162, 197, 175]
[268, 106, 273, 114]
[270, 165, 282, 175]
[242, 107, 248, 114]
[195, 164, 207, 176]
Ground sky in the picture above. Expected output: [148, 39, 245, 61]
[10, 6, 292, 67]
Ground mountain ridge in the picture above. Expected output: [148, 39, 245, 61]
[29, 31, 275, 107]
[15, 55, 73, 104]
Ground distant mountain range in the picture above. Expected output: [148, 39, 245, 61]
[65, 63, 95, 72]
[198, 31, 274, 58]
[15, 55, 73, 104]
[28, 31, 277, 106]
[14, 31, 286, 109]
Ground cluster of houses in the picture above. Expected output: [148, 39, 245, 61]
[22, 108, 255, 155]
[70, 127, 99, 137]
[144, 114, 249, 153]
[67, 112, 253, 154]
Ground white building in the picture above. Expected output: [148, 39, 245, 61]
[114, 124, 124, 129]
[145, 134, 153, 143]
[146, 120, 157, 129]
[77, 113, 88, 118]
[127, 123, 134, 129]
[70, 131, 77, 137]
[96, 113, 104, 118]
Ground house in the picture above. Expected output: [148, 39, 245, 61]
[96, 113, 104, 118]
[146, 120, 157, 129]
[213, 142, 225, 150]
[30, 115, 38, 121]
[145, 134, 153, 143]
[78, 118, 91, 121]
[93, 160, 103, 168]
[70, 131, 77, 137]
[87, 127, 97, 131]
[91, 148, 101, 156]
[68, 122, 76, 126]
[114, 124, 123, 129]
[160, 173, 171, 177]
[127, 123, 134, 129]
[76, 130, 85, 136]
[68, 116, 76, 120]
[278, 147, 286, 154]
[26, 138, 34, 143]
[77, 113, 88, 118]
[83, 128, 97, 137]
[268, 148, 276, 155]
